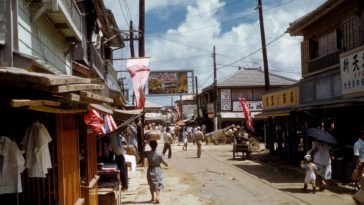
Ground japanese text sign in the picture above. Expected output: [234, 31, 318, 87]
[262, 87, 299, 110]
[148, 71, 188, 94]
[340, 48, 364, 95]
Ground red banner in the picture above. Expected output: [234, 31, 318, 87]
[239, 98, 254, 132]
[127, 58, 151, 109]
[84, 109, 105, 134]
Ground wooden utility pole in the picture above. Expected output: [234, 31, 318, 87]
[213, 46, 218, 131]
[257, 0, 270, 91]
[195, 76, 199, 119]
[139, 0, 145, 57]
[179, 94, 183, 120]
[129, 20, 135, 57]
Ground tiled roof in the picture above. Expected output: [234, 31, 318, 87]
[216, 68, 297, 87]
[287, 0, 345, 35]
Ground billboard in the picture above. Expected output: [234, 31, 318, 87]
[148, 71, 188, 94]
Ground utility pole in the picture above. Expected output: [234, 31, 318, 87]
[195, 76, 199, 119]
[213, 46, 218, 131]
[139, 0, 145, 57]
[129, 20, 135, 57]
[179, 94, 183, 121]
[257, 0, 270, 91]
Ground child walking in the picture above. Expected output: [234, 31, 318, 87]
[142, 140, 168, 204]
[301, 154, 317, 193]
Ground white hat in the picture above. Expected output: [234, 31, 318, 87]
[304, 154, 311, 161]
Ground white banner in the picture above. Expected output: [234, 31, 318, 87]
[220, 89, 231, 111]
[233, 101, 263, 111]
[340, 48, 364, 95]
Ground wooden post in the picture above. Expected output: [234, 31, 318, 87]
[257, 0, 270, 91]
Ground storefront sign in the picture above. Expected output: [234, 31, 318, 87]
[148, 71, 188, 94]
[182, 104, 197, 119]
[233, 101, 262, 111]
[220, 89, 231, 111]
[207, 103, 214, 115]
[262, 87, 299, 110]
[340, 48, 364, 95]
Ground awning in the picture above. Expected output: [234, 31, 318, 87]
[220, 112, 262, 119]
[255, 111, 290, 118]
[113, 109, 144, 122]
[90, 104, 113, 115]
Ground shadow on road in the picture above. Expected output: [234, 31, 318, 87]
[279, 187, 307, 193]
[122, 200, 153, 204]
[234, 164, 303, 183]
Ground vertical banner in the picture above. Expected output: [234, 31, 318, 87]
[239, 98, 254, 132]
[127, 58, 150, 109]
[220, 89, 231, 111]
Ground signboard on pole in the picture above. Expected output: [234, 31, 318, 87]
[220, 89, 231, 111]
[148, 71, 189, 94]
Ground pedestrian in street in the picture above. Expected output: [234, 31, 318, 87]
[301, 154, 317, 193]
[182, 129, 188, 151]
[141, 140, 168, 204]
[353, 129, 364, 204]
[194, 126, 205, 158]
[162, 127, 173, 158]
[308, 140, 332, 191]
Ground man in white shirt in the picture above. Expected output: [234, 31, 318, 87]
[162, 127, 173, 158]
[353, 129, 364, 204]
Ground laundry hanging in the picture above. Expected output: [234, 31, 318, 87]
[21, 121, 52, 178]
[0, 136, 25, 193]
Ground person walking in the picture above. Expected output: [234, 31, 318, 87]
[353, 129, 364, 204]
[194, 126, 205, 158]
[142, 140, 168, 204]
[301, 154, 317, 193]
[162, 127, 173, 158]
[308, 140, 332, 191]
[182, 129, 188, 151]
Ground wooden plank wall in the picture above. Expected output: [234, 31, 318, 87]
[56, 114, 81, 205]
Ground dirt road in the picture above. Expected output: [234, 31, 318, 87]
[122, 143, 355, 205]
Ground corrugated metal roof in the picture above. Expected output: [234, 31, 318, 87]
[216, 68, 297, 87]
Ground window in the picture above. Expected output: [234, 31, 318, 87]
[342, 12, 364, 52]
[316, 30, 338, 57]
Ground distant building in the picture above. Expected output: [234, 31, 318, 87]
[198, 68, 297, 134]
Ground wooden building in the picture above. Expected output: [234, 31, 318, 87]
[198, 68, 297, 135]
[0, 0, 130, 204]
[261, 0, 364, 181]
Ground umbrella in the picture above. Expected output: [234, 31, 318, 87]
[306, 128, 337, 144]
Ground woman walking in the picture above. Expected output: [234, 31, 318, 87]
[142, 140, 168, 204]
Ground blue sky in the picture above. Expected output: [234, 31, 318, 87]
[104, 0, 326, 106]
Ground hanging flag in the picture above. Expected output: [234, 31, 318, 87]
[127, 58, 150, 109]
[84, 109, 106, 134]
[239, 98, 254, 132]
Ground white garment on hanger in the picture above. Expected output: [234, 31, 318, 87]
[0, 136, 25, 193]
[21, 121, 52, 178]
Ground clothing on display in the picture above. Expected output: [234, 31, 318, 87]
[21, 121, 52, 178]
[0, 136, 25, 194]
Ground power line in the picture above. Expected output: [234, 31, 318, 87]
[151, 54, 210, 63]
[216, 32, 287, 70]
[147, 0, 242, 27]
[118, 0, 130, 26]
[123, 0, 132, 21]
[146, 0, 297, 36]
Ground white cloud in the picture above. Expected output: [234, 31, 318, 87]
[105, 0, 326, 104]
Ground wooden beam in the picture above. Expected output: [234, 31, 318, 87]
[54, 23, 69, 29]
[11, 99, 61, 107]
[27, 105, 88, 114]
[0, 67, 92, 85]
[80, 91, 113, 104]
[63, 93, 80, 102]
[51, 84, 104, 93]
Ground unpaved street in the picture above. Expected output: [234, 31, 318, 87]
[122, 143, 355, 205]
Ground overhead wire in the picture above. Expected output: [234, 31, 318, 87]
[118, 0, 130, 26]
[147, 0, 242, 27]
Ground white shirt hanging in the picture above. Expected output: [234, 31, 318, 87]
[0, 136, 25, 193]
[21, 121, 52, 178]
